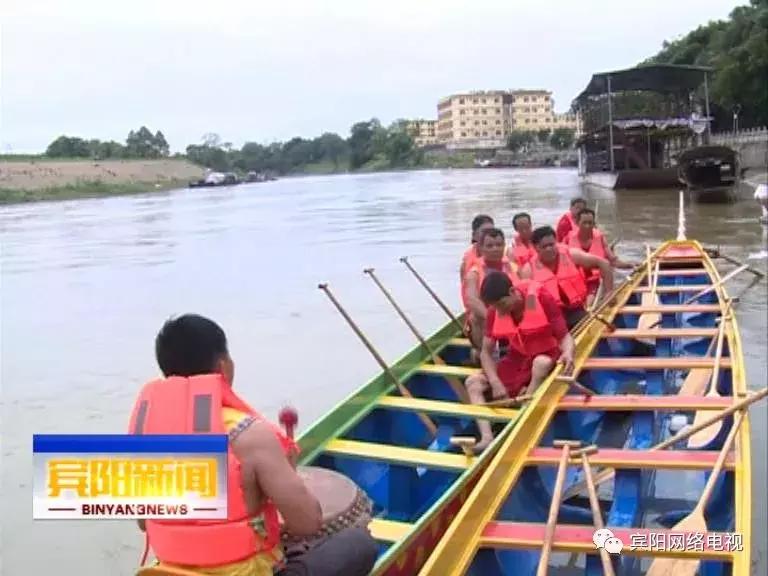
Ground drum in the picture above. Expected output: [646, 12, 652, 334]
[280, 466, 373, 557]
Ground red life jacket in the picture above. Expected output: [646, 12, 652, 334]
[567, 228, 607, 289]
[556, 211, 577, 243]
[490, 281, 559, 357]
[531, 245, 588, 310]
[508, 235, 537, 268]
[128, 374, 298, 567]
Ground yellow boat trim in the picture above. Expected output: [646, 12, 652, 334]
[323, 439, 473, 471]
[418, 239, 752, 575]
[377, 395, 519, 421]
[417, 363, 480, 378]
[369, 518, 413, 543]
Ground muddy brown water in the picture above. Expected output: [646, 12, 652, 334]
[1, 168, 765, 575]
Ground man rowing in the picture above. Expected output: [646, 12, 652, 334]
[459, 214, 495, 285]
[129, 314, 378, 576]
[507, 212, 537, 268]
[556, 197, 587, 243]
[518, 226, 613, 329]
[463, 227, 518, 353]
[566, 207, 634, 308]
[464, 271, 574, 452]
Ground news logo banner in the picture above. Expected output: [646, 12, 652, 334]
[33, 434, 228, 520]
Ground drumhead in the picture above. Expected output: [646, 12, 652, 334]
[296, 466, 359, 521]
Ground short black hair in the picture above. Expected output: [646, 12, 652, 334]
[512, 212, 531, 230]
[155, 314, 229, 377]
[577, 207, 596, 221]
[570, 197, 587, 207]
[480, 271, 513, 304]
[532, 225, 556, 246]
[471, 214, 494, 233]
[479, 227, 505, 244]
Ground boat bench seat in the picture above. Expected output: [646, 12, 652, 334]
[633, 284, 711, 293]
[527, 447, 735, 470]
[480, 522, 735, 560]
[601, 328, 718, 339]
[323, 439, 474, 471]
[582, 357, 732, 370]
[417, 364, 480, 378]
[557, 393, 732, 411]
[368, 518, 413, 543]
[620, 304, 722, 314]
[377, 395, 518, 421]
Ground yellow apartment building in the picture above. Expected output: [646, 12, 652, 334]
[406, 120, 439, 147]
[435, 89, 581, 149]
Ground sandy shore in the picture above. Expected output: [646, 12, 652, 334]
[0, 159, 204, 190]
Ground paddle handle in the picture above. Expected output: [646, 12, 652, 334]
[537, 441, 579, 576]
[579, 448, 616, 576]
[683, 264, 749, 305]
[706, 298, 733, 396]
[695, 410, 746, 513]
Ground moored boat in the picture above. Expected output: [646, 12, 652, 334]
[678, 145, 741, 203]
[419, 224, 756, 574]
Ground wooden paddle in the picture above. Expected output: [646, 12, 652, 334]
[537, 440, 581, 576]
[678, 333, 718, 396]
[686, 299, 733, 448]
[560, 386, 768, 501]
[575, 445, 616, 576]
[637, 244, 661, 346]
[646, 409, 746, 576]
[483, 394, 534, 407]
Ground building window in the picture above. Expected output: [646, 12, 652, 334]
[481, 98, 486, 103]
[474, 120, 479, 126]
[460, 110, 465, 115]
[525, 119, 530, 124]
[482, 131, 488, 136]
[532, 119, 538, 123]
[460, 121, 466, 126]
[481, 108, 486, 114]
[496, 120, 501, 125]
[472, 98, 478, 104]
[482, 120, 487, 125]
[461, 132, 467, 137]
[495, 130, 501, 136]
[474, 109, 478, 115]
[459, 98, 465, 104]
[524, 96, 529, 102]
[496, 108, 501, 114]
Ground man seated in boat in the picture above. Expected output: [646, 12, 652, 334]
[460, 214, 495, 283]
[464, 271, 574, 452]
[463, 227, 518, 354]
[518, 226, 613, 329]
[129, 314, 378, 576]
[555, 197, 586, 243]
[507, 212, 537, 268]
[566, 207, 635, 308]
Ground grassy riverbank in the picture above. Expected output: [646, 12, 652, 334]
[0, 153, 479, 205]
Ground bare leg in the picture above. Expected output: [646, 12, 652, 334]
[469, 315, 484, 350]
[527, 355, 555, 396]
[465, 373, 494, 453]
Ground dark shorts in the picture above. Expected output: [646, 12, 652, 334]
[276, 527, 379, 576]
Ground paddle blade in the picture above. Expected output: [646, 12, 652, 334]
[679, 368, 712, 396]
[686, 406, 722, 449]
[645, 512, 705, 576]
[636, 292, 661, 346]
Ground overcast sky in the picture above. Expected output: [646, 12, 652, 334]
[2, 0, 741, 153]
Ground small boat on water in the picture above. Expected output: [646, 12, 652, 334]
[678, 145, 741, 203]
[188, 171, 241, 188]
[419, 225, 755, 574]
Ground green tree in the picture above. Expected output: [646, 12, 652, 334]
[506, 131, 535, 153]
[45, 136, 90, 157]
[315, 133, 349, 168]
[550, 128, 576, 150]
[348, 119, 382, 168]
[536, 128, 552, 144]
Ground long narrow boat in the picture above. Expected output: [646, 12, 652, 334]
[419, 239, 753, 575]
[420, 240, 751, 576]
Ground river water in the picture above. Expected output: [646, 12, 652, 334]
[1, 169, 766, 575]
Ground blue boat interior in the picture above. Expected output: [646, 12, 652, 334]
[466, 262, 738, 575]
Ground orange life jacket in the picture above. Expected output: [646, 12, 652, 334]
[531, 245, 588, 310]
[556, 211, 577, 243]
[467, 257, 518, 305]
[567, 228, 607, 288]
[508, 235, 537, 268]
[128, 374, 298, 568]
[490, 281, 559, 357]
[460, 244, 482, 309]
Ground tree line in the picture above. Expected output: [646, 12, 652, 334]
[645, 0, 767, 129]
[506, 128, 576, 153]
[45, 126, 170, 159]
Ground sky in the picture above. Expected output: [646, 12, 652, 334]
[2, 0, 743, 154]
